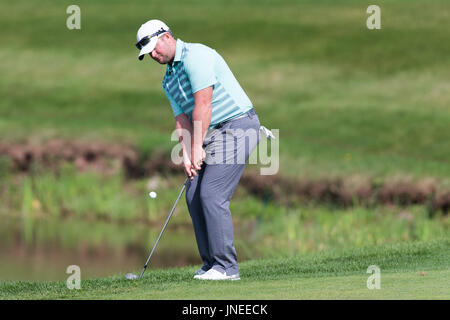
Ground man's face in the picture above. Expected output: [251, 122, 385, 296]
[149, 34, 173, 64]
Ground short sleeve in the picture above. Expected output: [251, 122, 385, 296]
[164, 86, 183, 117]
[183, 46, 217, 93]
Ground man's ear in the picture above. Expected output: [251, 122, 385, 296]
[163, 32, 171, 41]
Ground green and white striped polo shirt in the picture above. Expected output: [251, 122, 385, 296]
[162, 39, 253, 129]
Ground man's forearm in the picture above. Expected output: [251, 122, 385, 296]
[175, 113, 193, 159]
[191, 86, 213, 152]
[192, 103, 211, 150]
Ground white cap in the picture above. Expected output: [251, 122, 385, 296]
[136, 19, 170, 61]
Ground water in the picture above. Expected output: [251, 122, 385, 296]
[0, 217, 202, 282]
[0, 215, 259, 282]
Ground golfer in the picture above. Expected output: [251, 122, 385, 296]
[136, 19, 260, 280]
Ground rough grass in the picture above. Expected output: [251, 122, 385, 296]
[1, 165, 448, 259]
[1, 239, 448, 299]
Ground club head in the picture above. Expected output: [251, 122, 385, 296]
[125, 273, 138, 280]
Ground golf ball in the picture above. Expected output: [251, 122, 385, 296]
[149, 191, 157, 199]
[125, 273, 138, 280]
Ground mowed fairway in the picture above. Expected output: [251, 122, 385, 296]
[93, 271, 450, 300]
[1, 240, 448, 299]
[0, 0, 449, 181]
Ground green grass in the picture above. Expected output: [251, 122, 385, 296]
[0, 0, 449, 182]
[252, 204, 450, 255]
[1, 239, 448, 299]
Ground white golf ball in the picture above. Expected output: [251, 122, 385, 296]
[125, 273, 137, 280]
[149, 191, 157, 199]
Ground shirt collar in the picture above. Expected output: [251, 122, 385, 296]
[173, 39, 184, 63]
[166, 39, 184, 74]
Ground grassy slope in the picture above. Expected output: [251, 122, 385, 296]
[1, 239, 448, 299]
[0, 0, 449, 182]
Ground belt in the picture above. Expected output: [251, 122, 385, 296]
[212, 108, 254, 129]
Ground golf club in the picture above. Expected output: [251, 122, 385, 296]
[126, 177, 189, 280]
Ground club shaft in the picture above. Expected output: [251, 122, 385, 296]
[138, 178, 188, 279]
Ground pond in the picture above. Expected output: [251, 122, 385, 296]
[0, 214, 260, 282]
[0, 216, 202, 282]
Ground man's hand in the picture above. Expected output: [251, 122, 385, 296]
[192, 144, 206, 172]
[183, 157, 195, 181]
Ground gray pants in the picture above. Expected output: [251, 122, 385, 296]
[185, 109, 260, 276]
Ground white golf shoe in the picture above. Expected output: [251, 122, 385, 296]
[193, 268, 240, 281]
